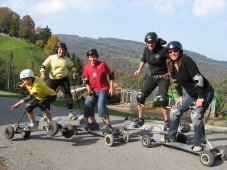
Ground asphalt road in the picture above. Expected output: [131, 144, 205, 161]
[0, 97, 227, 170]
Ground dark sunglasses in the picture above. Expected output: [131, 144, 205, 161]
[168, 49, 179, 53]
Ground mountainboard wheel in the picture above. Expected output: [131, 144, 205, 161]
[199, 150, 215, 167]
[21, 131, 31, 138]
[176, 133, 187, 144]
[122, 131, 130, 143]
[73, 125, 78, 135]
[79, 118, 88, 125]
[62, 124, 75, 138]
[105, 134, 114, 147]
[4, 126, 15, 139]
[180, 122, 191, 133]
[47, 121, 59, 136]
[142, 135, 151, 148]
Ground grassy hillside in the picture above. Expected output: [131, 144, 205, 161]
[0, 36, 46, 83]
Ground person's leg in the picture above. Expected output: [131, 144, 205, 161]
[168, 93, 195, 141]
[97, 90, 110, 125]
[135, 76, 157, 126]
[38, 95, 56, 122]
[60, 77, 76, 119]
[25, 98, 39, 128]
[192, 86, 214, 151]
[157, 78, 170, 130]
[84, 93, 97, 122]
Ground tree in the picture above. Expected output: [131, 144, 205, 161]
[35, 39, 44, 48]
[19, 15, 35, 38]
[72, 54, 83, 85]
[0, 57, 6, 90]
[44, 34, 60, 56]
[8, 13, 20, 36]
[39, 26, 52, 45]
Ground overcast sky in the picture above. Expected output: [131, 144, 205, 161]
[1, 0, 227, 61]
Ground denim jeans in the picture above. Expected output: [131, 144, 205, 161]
[83, 90, 109, 118]
[168, 84, 214, 144]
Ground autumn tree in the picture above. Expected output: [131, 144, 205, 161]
[35, 39, 45, 48]
[0, 7, 19, 35]
[44, 34, 60, 56]
[19, 15, 35, 38]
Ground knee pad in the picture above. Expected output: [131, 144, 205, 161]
[170, 107, 181, 120]
[157, 96, 167, 107]
[191, 111, 203, 126]
[38, 101, 48, 111]
[137, 91, 145, 105]
[25, 103, 33, 112]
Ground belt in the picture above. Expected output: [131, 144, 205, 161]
[150, 73, 169, 79]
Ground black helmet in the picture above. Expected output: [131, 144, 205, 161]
[166, 41, 183, 51]
[55, 42, 67, 54]
[56, 42, 67, 49]
[86, 49, 99, 58]
[144, 32, 158, 43]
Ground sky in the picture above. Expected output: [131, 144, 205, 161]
[1, 0, 227, 61]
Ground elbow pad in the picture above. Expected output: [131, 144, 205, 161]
[109, 72, 115, 80]
[24, 94, 34, 103]
[192, 74, 204, 87]
[40, 65, 45, 72]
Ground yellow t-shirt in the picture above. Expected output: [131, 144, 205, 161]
[26, 76, 56, 100]
[40, 54, 76, 80]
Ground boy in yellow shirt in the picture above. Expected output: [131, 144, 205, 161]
[11, 69, 57, 129]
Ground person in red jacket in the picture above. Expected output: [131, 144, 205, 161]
[82, 49, 115, 130]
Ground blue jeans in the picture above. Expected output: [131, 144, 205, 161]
[168, 84, 214, 144]
[84, 90, 109, 118]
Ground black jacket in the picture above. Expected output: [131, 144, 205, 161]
[172, 55, 210, 98]
[141, 44, 168, 75]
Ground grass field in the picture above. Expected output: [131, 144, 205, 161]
[0, 36, 46, 80]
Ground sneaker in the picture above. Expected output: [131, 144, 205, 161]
[163, 120, 169, 131]
[192, 146, 203, 152]
[158, 134, 174, 143]
[106, 124, 115, 132]
[68, 112, 77, 120]
[86, 122, 99, 131]
[28, 121, 38, 128]
[133, 118, 144, 128]
[24, 121, 38, 130]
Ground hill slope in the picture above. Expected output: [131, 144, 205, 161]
[0, 36, 46, 87]
[58, 34, 227, 80]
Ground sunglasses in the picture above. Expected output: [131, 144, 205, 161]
[168, 49, 179, 53]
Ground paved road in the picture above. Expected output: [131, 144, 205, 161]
[0, 97, 227, 170]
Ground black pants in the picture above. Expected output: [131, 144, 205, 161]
[140, 75, 170, 105]
[46, 76, 73, 110]
[27, 95, 57, 111]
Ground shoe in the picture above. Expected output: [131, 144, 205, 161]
[133, 118, 144, 128]
[192, 146, 203, 152]
[158, 134, 174, 143]
[106, 124, 115, 132]
[68, 112, 77, 120]
[24, 121, 38, 130]
[86, 122, 99, 131]
[163, 120, 169, 131]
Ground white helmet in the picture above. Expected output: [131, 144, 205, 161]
[20, 69, 35, 79]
